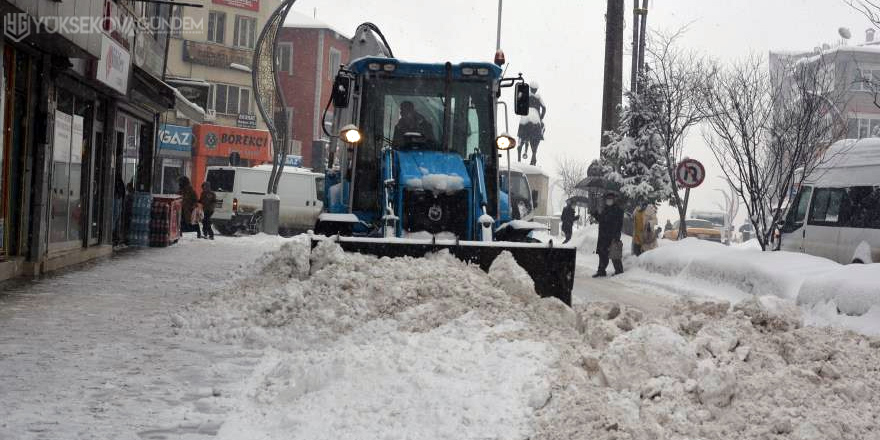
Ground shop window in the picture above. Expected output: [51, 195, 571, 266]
[50, 91, 93, 246]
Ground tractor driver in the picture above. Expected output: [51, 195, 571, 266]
[393, 100, 435, 147]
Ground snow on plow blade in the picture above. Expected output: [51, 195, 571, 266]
[311, 236, 576, 306]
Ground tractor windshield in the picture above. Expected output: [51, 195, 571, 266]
[352, 76, 497, 213]
[361, 77, 495, 156]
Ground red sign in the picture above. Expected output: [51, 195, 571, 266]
[676, 159, 705, 189]
[212, 0, 259, 11]
[193, 124, 272, 161]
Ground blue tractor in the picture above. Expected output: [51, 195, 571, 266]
[313, 56, 575, 305]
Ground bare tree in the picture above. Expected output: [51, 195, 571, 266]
[555, 155, 589, 200]
[641, 30, 709, 239]
[700, 53, 846, 250]
[844, 0, 880, 29]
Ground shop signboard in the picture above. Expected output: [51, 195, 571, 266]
[212, 0, 259, 11]
[158, 124, 194, 158]
[95, 34, 131, 95]
[183, 40, 252, 69]
[194, 124, 271, 161]
[284, 155, 302, 167]
[236, 114, 257, 129]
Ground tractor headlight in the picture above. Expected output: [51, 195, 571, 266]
[495, 134, 516, 151]
[340, 124, 362, 144]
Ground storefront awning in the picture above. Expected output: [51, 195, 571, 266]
[130, 67, 205, 123]
[131, 66, 175, 111]
[172, 88, 206, 123]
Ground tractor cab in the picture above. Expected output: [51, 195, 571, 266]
[323, 58, 516, 240]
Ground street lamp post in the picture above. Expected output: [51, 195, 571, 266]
[252, 0, 297, 234]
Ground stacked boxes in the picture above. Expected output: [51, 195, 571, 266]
[127, 192, 153, 247]
[150, 195, 182, 247]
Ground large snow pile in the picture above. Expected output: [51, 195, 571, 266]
[633, 239, 880, 328]
[799, 264, 880, 316]
[174, 238, 575, 439]
[536, 298, 880, 440]
[172, 237, 880, 439]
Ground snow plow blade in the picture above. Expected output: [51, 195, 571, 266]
[311, 236, 575, 306]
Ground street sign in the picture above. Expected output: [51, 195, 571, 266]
[676, 159, 705, 189]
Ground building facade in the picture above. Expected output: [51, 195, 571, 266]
[163, 0, 279, 193]
[278, 12, 351, 169]
[0, 0, 198, 281]
[771, 29, 880, 141]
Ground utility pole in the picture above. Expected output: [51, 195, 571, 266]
[629, 0, 649, 94]
[636, 0, 649, 75]
[600, 0, 624, 155]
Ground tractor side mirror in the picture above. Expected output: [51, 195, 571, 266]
[332, 73, 352, 108]
[532, 189, 539, 208]
[514, 83, 530, 116]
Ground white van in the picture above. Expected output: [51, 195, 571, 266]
[205, 165, 324, 236]
[780, 138, 880, 264]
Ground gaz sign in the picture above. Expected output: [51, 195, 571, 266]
[676, 159, 705, 189]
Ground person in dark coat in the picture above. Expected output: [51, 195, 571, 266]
[594, 192, 624, 277]
[561, 199, 580, 244]
[393, 101, 435, 146]
[178, 176, 201, 238]
[199, 181, 217, 240]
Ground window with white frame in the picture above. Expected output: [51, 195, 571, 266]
[207, 11, 226, 44]
[233, 15, 257, 49]
[209, 84, 252, 115]
[277, 43, 293, 74]
[847, 117, 880, 138]
[328, 48, 342, 80]
[851, 67, 880, 91]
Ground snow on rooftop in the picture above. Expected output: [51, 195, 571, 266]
[283, 10, 349, 38]
[507, 162, 550, 177]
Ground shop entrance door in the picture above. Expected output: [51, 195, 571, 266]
[161, 159, 182, 195]
[49, 89, 92, 251]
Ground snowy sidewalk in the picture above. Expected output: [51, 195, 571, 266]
[0, 235, 281, 440]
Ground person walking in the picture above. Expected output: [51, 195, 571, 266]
[178, 176, 201, 238]
[641, 204, 658, 252]
[561, 199, 579, 244]
[199, 181, 217, 240]
[632, 203, 647, 256]
[594, 192, 624, 277]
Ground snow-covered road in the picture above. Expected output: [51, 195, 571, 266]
[2, 231, 879, 440]
[0, 235, 282, 440]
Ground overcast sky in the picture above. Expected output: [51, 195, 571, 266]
[288, 0, 872, 221]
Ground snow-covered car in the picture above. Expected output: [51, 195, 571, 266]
[663, 219, 723, 242]
[780, 138, 880, 264]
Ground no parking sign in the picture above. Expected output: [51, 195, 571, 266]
[676, 159, 705, 189]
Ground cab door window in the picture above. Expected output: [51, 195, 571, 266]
[782, 186, 812, 232]
[808, 188, 844, 225]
